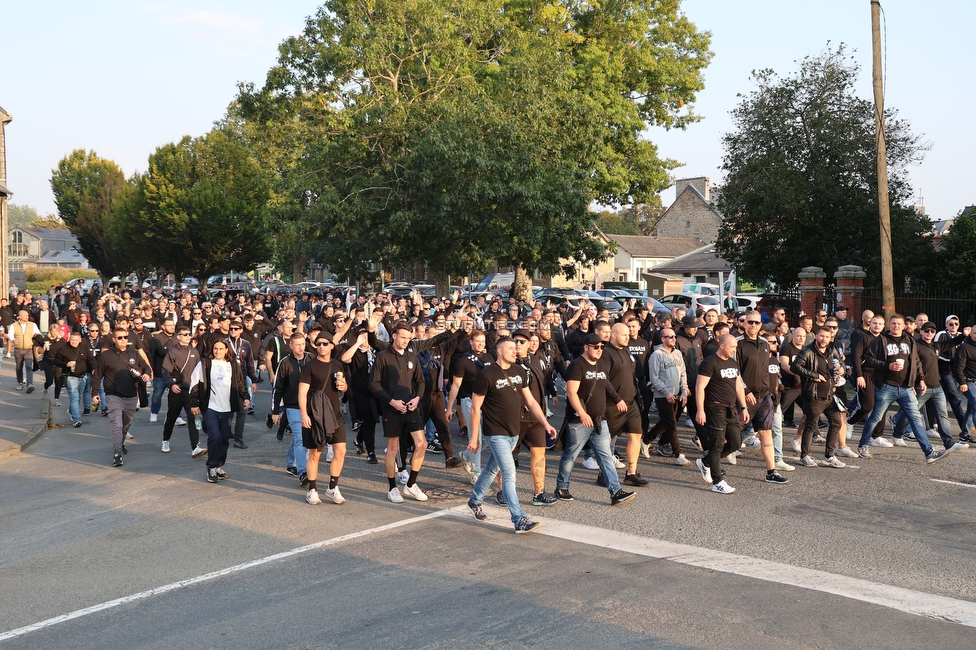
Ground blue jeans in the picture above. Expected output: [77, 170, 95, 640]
[471, 435, 526, 526]
[961, 382, 976, 437]
[557, 420, 621, 495]
[772, 404, 784, 462]
[893, 385, 954, 447]
[151, 377, 167, 415]
[83, 373, 93, 410]
[460, 396, 482, 475]
[203, 409, 233, 469]
[66, 376, 84, 423]
[284, 407, 306, 473]
[858, 384, 932, 455]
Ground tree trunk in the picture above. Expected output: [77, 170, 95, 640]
[434, 273, 451, 300]
[513, 265, 532, 303]
[291, 251, 308, 284]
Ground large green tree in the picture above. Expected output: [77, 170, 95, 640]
[50, 150, 132, 285]
[140, 129, 273, 281]
[715, 46, 932, 289]
[238, 0, 711, 294]
[938, 207, 976, 291]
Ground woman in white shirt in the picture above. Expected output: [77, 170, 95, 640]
[189, 340, 250, 483]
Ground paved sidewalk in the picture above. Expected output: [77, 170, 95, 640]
[0, 359, 50, 460]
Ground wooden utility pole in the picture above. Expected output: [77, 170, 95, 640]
[871, 0, 895, 319]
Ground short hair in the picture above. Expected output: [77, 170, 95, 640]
[290, 332, 306, 343]
[391, 320, 413, 336]
[713, 321, 730, 334]
[494, 336, 514, 348]
[469, 329, 487, 340]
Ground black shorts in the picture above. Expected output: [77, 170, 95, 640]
[747, 394, 775, 431]
[606, 400, 642, 436]
[518, 419, 547, 449]
[382, 408, 425, 438]
[302, 421, 346, 449]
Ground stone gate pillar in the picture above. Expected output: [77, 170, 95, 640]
[834, 265, 866, 316]
[798, 266, 826, 317]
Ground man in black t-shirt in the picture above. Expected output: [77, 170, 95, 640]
[447, 329, 493, 480]
[694, 334, 749, 494]
[299, 333, 349, 505]
[554, 333, 637, 506]
[466, 337, 554, 533]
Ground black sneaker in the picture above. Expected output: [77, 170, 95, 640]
[427, 441, 443, 453]
[233, 440, 248, 449]
[121, 443, 128, 455]
[73, 421, 82, 428]
[355, 443, 365, 456]
[352, 420, 362, 432]
[610, 489, 637, 506]
[445, 456, 463, 468]
[83, 408, 91, 415]
[623, 473, 650, 487]
[468, 500, 488, 521]
[207, 467, 218, 483]
[299, 472, 309, 486]
[216, 468, 229, 480]
[532, 492, 558, 506]
[102, 409, 109, 417]
[460, 426, 468, 439]
[514, 518, 541, 534]
[961, 433, 974, 444]
[595, 472, 607, 487]
[112, 453, 123, 467]
[554, 488, 575, 501]
[495, 491, 507, 506]
[285, 466, 298, 476]
[765, 471, 789, 484]
[513, 456, 519, 469]
[367, 453, 378, 464]
[266, 412, 274, 429]
[246, 408, 255, 415]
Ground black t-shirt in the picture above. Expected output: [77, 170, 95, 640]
[565, 356, 619, 423]
[627, 337, 651, 381]
[883, 334, 912, 387]
[698, 353, 740, 408]
[602, 344, 637, 403]
[473, 363, 528, 437]
[766, 351, 781, 405]
[453, 352, 492, 399]
[300, 357, 343, 415]
[779, 341, 803, 388]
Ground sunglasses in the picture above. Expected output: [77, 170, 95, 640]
[178, 332, 191, 336]
[825, 325, 838, 330]
[587, 343, 605, 349]
[513, 339, 529, 345]
[230, 326, 242, 331]
[746, 320, 761, 325]
[314, 340, 332, 347]
[662, 335, 676, 339]
[115, 335, 128, 340]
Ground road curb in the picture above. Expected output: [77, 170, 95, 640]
[0, 398, 51, 461]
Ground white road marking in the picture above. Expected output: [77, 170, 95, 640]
[0, 510, 451, 641]
[447, 505, 976, 628]
[931, 479, 976, 489]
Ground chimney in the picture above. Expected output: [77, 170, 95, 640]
[675, 176, 709, 202]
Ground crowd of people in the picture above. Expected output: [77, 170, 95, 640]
[1, 281, 971, 534]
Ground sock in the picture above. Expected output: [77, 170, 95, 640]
[308, 479, 317, 490]
[407, 469, 419, 487]
[766, 469, 775, 476]
[329, 476, 338, 490]
[388, 477, 397, 490]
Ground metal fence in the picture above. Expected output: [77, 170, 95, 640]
[859, 287, 976, 327]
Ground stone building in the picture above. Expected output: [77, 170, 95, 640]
[656, 176, 724, 242]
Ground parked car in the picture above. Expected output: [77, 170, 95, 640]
[535, 292, 622, 314]
[755, 294, 801, 322]
[659, 293, 721, 313]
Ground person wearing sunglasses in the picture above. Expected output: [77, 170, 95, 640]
[91, 328, 152, 467]
[161, 326, 205, 458]
[647, 327, 690, 467]
[936, 315, 970, 439]
[227, 318, 259, 448]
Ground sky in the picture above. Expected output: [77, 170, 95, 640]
[3, 1, 973, 222]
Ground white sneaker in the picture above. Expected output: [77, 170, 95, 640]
[800, 455, 817, 467]
[640, 440, 652, 459]
[582, 457, 600, 470]
[402, 483, 428, 501]
[306, 489, 322, 505]
[927, 428, 940, 440]
[458, 449, 474, 474]
[396, 469, 409, 485]
[191, 445, 207, 458]
[149, 413, 158, 423]
[824, 455, 846, 468]
[53, 400, 61, 407]
[791, 438, 801, 452]
[892, 437, 907, 447]
[685, 417, 694, 428]
[726, 453, 737, 465]
[388, 487, 404, 503]
[175, 416, 187, 426]
[745, 436, 760, 450]
[835, 446, 858, 458]
[612, 455, 626, 469]
[711, 480, 735, 494]
[696, 458, 712, 483]
[124, 432, 134, 441]
[869, 437, 894, 448]
[774, 460, 795, 471]
[326, 444, 334, 462]
[324, 487, 345, 504]
[674, 454, 690, 466]
[161, 440, 170, 453]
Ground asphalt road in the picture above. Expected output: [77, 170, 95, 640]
[1, 368, 975, 649]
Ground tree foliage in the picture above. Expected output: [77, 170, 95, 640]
[938, 207, 976, 291]
[596, 199, 666, 236]
[50, 150, 132, 284]
[715, 45, 932, 289]
[140, 129, 273, 281]
[238, 0, 712, 288]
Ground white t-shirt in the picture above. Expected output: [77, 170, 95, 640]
[208, 359, 233, 413]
